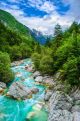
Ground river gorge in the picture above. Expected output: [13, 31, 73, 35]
[0, 59, 48, 121]
[0, 59, 80, 121]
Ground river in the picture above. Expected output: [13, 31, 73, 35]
[0, 59, 48, 121]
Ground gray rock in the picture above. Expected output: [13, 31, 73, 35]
[33, 71, 41, 78]
[11, 60, 24, 67]
[31, 88, 39, 94]
[35, 76, 43, 83]
[71, 89, 80, 101]
[26, 66, 34, 72]
[43, 77, 54, 86]
[48, 91, 73, 121]
[7, 82, 32, 99]
[7, 82, 39, 99]
[44, 90, 53, 101]
[73, 112, 80, 121]
[53, 72, 61, 81]
[47, 87, 80, 121]
[72, 105, 80, 112]
[48, 110, 73, 121]
[0, 82, 6, 89]
[49, 91, 73, 111]
[0, 82, 6, 93]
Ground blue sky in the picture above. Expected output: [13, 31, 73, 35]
[0, 0, 80, 35]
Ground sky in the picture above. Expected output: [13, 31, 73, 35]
[0, 0, 80, 35]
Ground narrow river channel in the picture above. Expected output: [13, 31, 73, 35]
[0, 59, 48, 121]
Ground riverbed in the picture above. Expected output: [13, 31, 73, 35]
[0, 59, 48, 121]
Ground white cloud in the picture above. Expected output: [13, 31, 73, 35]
[28, 0, 55, 13]
[15, 13, 72, 35]
[38, 1, 55, 13]
[62, 0, 80, 21]
[28, 0, 43, 7]
[0, 0, 80, 35]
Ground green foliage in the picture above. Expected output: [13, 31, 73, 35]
[62, 56, 80, 86]
[31, 46, 53, 74]
[54, 24, 63, 47]
[0, 51, 14, 83]
[0, 9, 80, 87]
[31, 53, 41, 69]
[39, 55, 53, 74]
[69, 21, 80, 33]
[0, 20, 37, 61]
[54, 24, 62, 38]
[20, 43, 32, 58]
[32, 22, 80, 87]
[0, 9, 35, 41]
[10, 45, 22, 60]
[0, 10, 39, 84]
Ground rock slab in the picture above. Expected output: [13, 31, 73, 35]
[7, 82, 39, 99]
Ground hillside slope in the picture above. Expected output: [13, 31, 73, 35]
[0, 9, 51, 44]
[0, 9, 35, 41]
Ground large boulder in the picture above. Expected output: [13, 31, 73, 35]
[71, 89, 80, 101]
[7, 82, 39, 100]
[0, 82, 6, 93]
[33, 71, 41, 78]
[25, 64, 34, 72]
[73, 112, 80, 121]
[31, 88, 39, 94]
[49, 91, 73, 111]
[43, 76, 54, 87]
[71, 100, 80, 121]
[72, 105, 80, 112]
[11, 60, 24, 67]
[53, 72, 61, 81]
[0, 82, 6, 89]
[44, 90, 53, 101]
[48, 89, 80, 121]
[48, 91, 73, 121]
[48, 110, 73, 121]
[35, 76, 43, 83]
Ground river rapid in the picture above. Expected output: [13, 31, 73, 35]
[0, 59, 48, 121]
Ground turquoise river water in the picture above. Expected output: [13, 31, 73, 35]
[0, 59, 48, 121]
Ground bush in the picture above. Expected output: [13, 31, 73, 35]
[10, 45, 22, 61]
[0, 51, 14, 83]
[20, 43, 32, 58]
[39, 55, 53, 74]
[62, 56, 80, 86]
[31, 53, 41, 70]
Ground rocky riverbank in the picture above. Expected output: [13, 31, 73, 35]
[0, 59, 53, 101]
[6, 81, 39, 100]
[31, 66, 80, 121]
[47, 89, 80, 121]
[0, 59, 80, 121]
[43, 73, 80, 121]
[0, 59, 48, 121]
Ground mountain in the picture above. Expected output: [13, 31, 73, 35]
[0, 9, 51, 44]
[0, 9, 35, 41]
[0, 10, 39, 61]
[31, 29, 51, 44]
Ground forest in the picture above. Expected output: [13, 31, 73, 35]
[0, 20, 80, 88]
